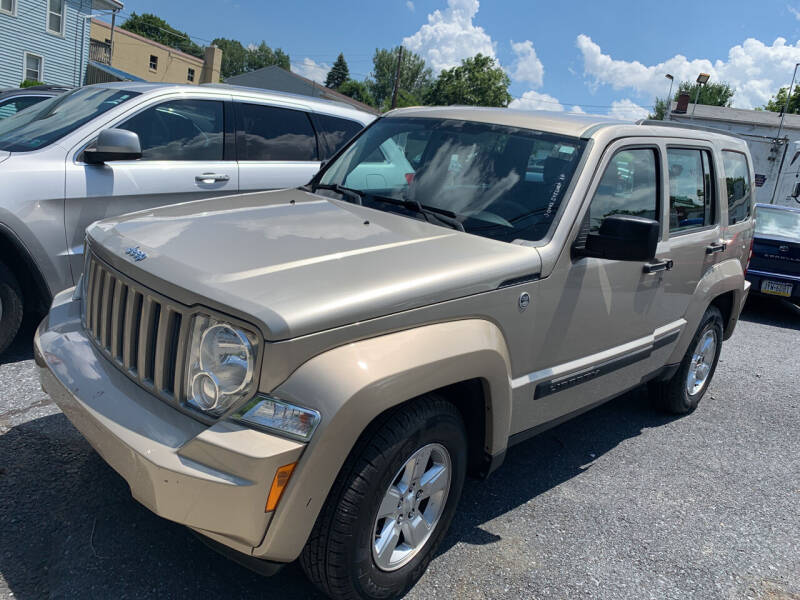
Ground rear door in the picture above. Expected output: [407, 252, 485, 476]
[656, 143, 724, 324]
[234, 101, 320, 191]
[719, 149, 755, 270]
[64, 96, 238, 279]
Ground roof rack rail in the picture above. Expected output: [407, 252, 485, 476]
[635, 119, 746, 140]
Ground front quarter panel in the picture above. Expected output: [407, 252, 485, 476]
[253, 319, 512, 561]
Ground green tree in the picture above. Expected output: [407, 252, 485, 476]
[212, 38, 289, 80]
[337, 80, 375, 107]
[649, 97, 669, 120]
[248, 42, 290, 71]
[676, 80, 735, 107]
[649, 80, 735, 120]
[20, 79, 45, 88]
[367, 47, 432, 109]
[122, 13, 203, 58]
[424, 54, 512, 107]
[325, 53, 350, 89]
[764, 85, 800, 114]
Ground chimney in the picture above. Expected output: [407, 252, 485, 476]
[675, 92, 690, 114]
[200, 45, 222, 84]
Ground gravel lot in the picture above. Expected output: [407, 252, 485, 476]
[1, 297, 798, 600]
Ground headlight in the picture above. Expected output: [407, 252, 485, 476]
[185, 315, 259, 415]
[232, 395, 320, 441]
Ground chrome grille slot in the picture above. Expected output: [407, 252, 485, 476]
[83, 252, 188, 404]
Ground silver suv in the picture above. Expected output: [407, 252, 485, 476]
[0, 82, 374, 353]
[35, 108, 754, 599]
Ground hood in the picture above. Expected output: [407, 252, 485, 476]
[0, 151, 9, 164]
[88, 189, 541, 340]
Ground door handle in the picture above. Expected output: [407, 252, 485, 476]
[195, 173, 230, 184]
[706, 242, 727, 254]
[643, 258, 674, 274]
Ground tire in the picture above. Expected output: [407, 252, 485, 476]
[300, 395, 467, 600]
[651, 305, 724, 414]
[0, 261, 24, 356]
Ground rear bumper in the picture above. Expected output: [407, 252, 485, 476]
[746, 269, 800, 299]
[35, 289, 305, 558]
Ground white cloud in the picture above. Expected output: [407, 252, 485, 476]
[292, 58, 329, 84]
[403, 0, 496, 73]
[577, 34, 800, 109]
[509, 40, 544, 87]
[608, 99, 649, 121]
[406, 0, 415, 12]
[509, 90, 565, 111]
[570, 105, 586, 114]
[789, 4, 800, 20]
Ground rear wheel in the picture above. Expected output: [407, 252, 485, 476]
[0, 261, 24, 356]
[300, 395, 467, 600]
[651, 305, 723, 414]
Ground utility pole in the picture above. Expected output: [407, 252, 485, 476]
[776, 63, 800, 144]
[390, 46, 403, 110]
[109, 8, 118, 64]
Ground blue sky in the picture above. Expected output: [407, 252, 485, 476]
[112, 0, 800, 117]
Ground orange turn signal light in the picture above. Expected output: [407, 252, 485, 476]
[266, 462, 297, 512]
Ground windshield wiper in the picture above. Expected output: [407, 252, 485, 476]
[311, 183, 363, 205]
[365, 193, 465, 232]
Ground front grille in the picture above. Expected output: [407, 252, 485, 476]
[84, 253, 191, 403]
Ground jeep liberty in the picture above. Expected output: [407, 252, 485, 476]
[35, 108, 754, 599]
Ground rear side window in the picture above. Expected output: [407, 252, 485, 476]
[119, 99, 224, 161]
[236, 103, 317, 161]
[312, 113, 364, 160]
[589, 148, 659, 232]
[0, 96, 49, 119]
[722, 151, 752, 224]
[668, 148, 715, 232]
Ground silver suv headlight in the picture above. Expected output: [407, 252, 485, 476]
[185, 315, 259, 416]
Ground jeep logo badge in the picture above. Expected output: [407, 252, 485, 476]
[125, 246, 147, 262]
[518, 292, 530, 311]
[779, 245, 789, 253]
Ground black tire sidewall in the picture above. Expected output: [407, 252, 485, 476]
[0, 262, 24, 355]
[350, 406, 467, 599]
[673, 307, 724, 412]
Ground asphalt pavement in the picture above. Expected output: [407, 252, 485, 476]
[1, 297, 798, 600]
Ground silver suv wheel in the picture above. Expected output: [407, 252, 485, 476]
[372, 443, 451, 571]
[686, 329, 718, 396]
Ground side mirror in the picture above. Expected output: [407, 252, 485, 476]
[84, 129, 142, 164]
[584, 215, 660, 261]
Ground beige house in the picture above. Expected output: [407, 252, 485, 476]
[89, 19, 221, 84]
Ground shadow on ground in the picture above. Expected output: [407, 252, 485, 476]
[0, 314, 39, 366]
[739, 295, 800, 330]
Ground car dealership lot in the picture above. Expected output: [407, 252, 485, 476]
[1, 298, 798, 600]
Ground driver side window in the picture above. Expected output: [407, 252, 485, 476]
[118, 99, 224, 161]
[589, 148, 659, 232]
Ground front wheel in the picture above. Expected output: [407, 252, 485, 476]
[651, 305, 724, 414]
[301, 395, 467, 600]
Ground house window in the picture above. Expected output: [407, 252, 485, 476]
[187, 67, 195, 82]
[149, 55, 158, 70]
[1, 0, 16, 16]
[23, 52, 43, 83]
[46, 0, 64, 35]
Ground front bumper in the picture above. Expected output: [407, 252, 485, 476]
[35, 289, 305, 558]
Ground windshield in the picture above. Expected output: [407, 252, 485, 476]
[755, 206, 800, 239]
[319, 117, 587, 243]
[0, 87, 140, 152]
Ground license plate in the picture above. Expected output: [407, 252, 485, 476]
[761, 280, 793, 297]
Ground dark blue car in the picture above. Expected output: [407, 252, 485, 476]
[746, 203, 800, 301]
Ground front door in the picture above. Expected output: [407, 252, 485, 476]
[64, 98, 238, 280]
[513, 143, 674, 432]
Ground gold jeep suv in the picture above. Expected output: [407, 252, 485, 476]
[36, 108, 755, 599]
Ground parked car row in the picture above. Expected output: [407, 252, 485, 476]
[0, 82, 374, 353]
[29, 99, 765, 600]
